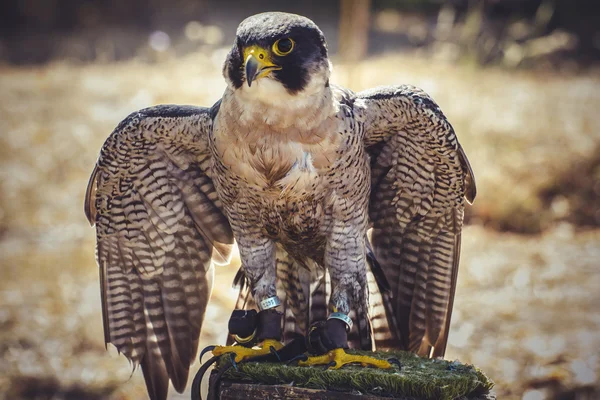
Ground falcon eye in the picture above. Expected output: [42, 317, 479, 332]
[272, 38, 295, 56]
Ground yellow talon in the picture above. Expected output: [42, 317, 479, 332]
[298, 348, 392, 369]
[212, 339, 283, 363]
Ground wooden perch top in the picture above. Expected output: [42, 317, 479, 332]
[203, 349, 495, 400]
[210, 377, 497, 400]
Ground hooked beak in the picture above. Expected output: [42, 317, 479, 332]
[244, 46, 281, 87]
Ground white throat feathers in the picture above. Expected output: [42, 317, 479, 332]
[223, 61, 335, 132]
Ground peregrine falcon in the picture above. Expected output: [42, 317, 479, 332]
[84, 12, 476, 400]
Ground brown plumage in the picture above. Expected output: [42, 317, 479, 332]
[360, 85, 476, 357]
[85, 12, 476, 400]
[85, 106, 234, 400]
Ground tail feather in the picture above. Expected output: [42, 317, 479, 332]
[277, 251, 309, 338]
[366, 264, 394, 349]
[366, 242, 398, 349]
[308, 268, 328, 326]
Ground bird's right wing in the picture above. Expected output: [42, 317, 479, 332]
[84, 105, 234, 400]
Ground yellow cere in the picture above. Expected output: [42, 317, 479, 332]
[243, 45, 278, 67]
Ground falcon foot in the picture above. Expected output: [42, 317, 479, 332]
[297, 315, 401, 370]
[298, 347, 394, 369]
[208, 339, 284, 363]
[201, 307, 284, 364]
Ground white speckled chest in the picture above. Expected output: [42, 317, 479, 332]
[209, 92, 368, 245]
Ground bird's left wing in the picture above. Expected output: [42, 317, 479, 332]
[356, 85, 476, 358]
[84, 104, 234, 400]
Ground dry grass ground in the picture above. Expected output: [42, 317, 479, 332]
[0, 52, 599, 399]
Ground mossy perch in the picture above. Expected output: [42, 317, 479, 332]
[207, 350, 495, 400]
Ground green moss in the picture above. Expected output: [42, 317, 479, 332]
[216, 350, 494, 400]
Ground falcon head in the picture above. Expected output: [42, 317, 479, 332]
[223, 12, 330, 100]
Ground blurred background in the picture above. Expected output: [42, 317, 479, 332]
[0, 0, 599, 399]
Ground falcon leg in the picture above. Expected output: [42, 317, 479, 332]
[298, 224, 395, 369]
[203, 232, 286, 362]
[209, 303, 284, 363]
[298, 317, 394, 369]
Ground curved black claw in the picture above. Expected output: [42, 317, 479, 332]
[285, 353, 308, 366]
[199, 345, 216, 364]
[388, 358, 402, 369]
[191, 355, 219, 400]
[269, 346, 281, 361]
[324, 360, 337, 370]
[229, 353, 239, 371]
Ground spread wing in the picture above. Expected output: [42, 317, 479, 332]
[358, 86, 476, 358]
[84, 105, 234, 400]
